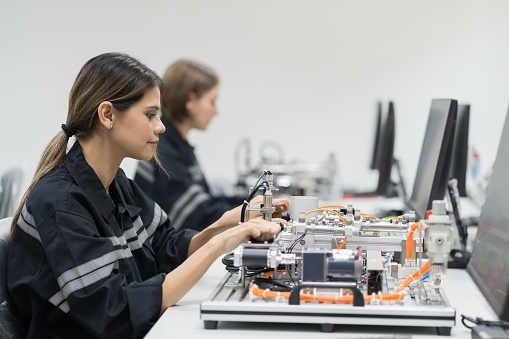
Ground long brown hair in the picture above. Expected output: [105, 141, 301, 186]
[160, 59, 218, 123]
[10, 52, 164, 238]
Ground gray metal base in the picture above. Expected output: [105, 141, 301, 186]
[200, 272, 456, 335]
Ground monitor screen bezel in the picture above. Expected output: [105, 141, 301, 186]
[467, 105, 509, 321]
[370, 101, 383, 170]
[375, 101, 395, 196]
[406, 99, 458, 220]
[449, 104, 470, 197]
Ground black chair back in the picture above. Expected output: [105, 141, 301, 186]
[0, 218, 25, 338]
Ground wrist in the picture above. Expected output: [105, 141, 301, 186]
[214, 212, 236, 233]
[203, 234, 225, 257]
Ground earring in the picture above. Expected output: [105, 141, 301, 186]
[110, 124, 113, 129]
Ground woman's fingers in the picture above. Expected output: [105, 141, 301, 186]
[242, 196, 290, 221]
[272, 197, 290, 218]
[245, 219, 281, 240]
[274, 197, 290, 211]
[218, 219, 283, 254]
[248, 195, 263, 207]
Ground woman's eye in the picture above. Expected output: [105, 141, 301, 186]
[146, 113, 156, 120]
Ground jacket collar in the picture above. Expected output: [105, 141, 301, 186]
[65, 141, 140, 219]
[112, 171, 142, 218]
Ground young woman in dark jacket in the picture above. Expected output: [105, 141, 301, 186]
[7, 53, 288, 338]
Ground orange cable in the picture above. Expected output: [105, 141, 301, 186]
[319, 204, 344, 209]
[251, 287, 406, 303]
[338, 237, 347, 249]
[406, 223, 421, 260]
[318, 205, 379, 221]
[260, 270, 287, 278]
[318, 205, 378, 220]
[395, 261, 430, 292]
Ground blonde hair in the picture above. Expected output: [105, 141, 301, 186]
[11, 52, 165, 238]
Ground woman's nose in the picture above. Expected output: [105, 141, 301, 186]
[155, 117, 166, 134]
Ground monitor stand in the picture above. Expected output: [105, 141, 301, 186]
[448, 248, 471, 269]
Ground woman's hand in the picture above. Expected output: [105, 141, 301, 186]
[272, 196, 290, 219]
[166, 217, 284, 311]
[209, 218, 283, 256]
[188, 197, 289, 256]
[220, 196, 290, 227]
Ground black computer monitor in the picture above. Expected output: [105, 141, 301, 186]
[370, 101, 383, 170]
[406, 99, 457, 220]
[344, 101, 396, 198]
[449, 104, 470, 197]
[375, 102, 395, 196]
[467, 106, 509, 322]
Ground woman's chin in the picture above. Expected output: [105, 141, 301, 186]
[136, 152, 154, 162]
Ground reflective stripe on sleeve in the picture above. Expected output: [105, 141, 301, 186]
[48, 291, 70, 314]
[168, 184, 203, 222]
[57, 248, 132, 298]
[146, 203, 162, 240]
[123, 216, 146, 251]
[171, 191, 210, 230]
[61, 261, 116, 298]
[17, 204, 41, 243]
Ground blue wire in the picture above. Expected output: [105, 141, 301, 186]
[421, 272, 429, 281]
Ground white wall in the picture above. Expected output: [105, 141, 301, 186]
[2, 0, 509, 199]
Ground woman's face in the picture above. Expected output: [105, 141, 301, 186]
[186, 85, 219, 131]
[111, 86, 166, 161]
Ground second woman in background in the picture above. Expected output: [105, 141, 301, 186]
[134, 60, 245, 231]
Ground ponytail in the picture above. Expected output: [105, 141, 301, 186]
[10, 131, 70, 239]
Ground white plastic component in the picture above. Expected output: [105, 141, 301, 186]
[366, 250, 384, 271]
[398, 263, 419, 279]
[290, 196, 318, 222]
[425, 200, 452, 285]
[353, 216, 362, 235]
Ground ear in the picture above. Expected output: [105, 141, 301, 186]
[185, 92, 197, 112]
[97, 101, 115, 129]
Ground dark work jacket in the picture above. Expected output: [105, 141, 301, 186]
[134, 117, 243, 231]
[7, 141, 197, 338]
